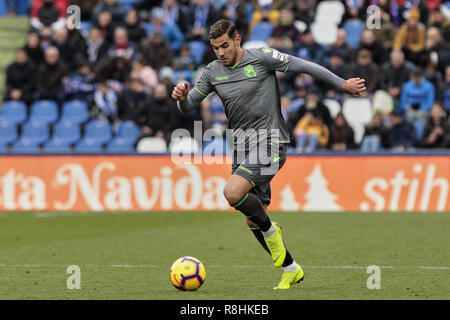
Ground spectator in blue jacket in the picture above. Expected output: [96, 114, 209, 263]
[146, 7, 185, 52]
[399, 67, 435, 123]
[387, 110, 417, 151]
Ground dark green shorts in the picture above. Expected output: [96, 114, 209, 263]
[231, 143, 287, 205]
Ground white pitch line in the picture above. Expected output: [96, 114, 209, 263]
[0, 264, 448, 270]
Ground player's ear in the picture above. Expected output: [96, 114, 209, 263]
[234, 33, 241, 47]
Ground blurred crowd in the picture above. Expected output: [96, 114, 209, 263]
[3, 0, 450, 152]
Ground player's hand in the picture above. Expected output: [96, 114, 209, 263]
[341, 78, 366, 96]
[171, 82, 189, 101]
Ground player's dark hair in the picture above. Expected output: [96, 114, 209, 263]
[209, 19, 237, 40]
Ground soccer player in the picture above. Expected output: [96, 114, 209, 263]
[171, 19, 366, 289]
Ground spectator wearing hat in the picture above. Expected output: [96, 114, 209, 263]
[141, 31, 174, 71]
[398, 0, 429, 26]
[393, 6, 426, 64]
[348, 49, 379, 96]
[379, 50, 413, 101]
[399, 67, 435, 123]
[146, 7, 185, 51]
[30, 0, 66, 32]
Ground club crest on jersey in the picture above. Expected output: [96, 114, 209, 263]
[244, 64, 257, 78]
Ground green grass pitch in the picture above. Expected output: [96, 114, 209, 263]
[0, 211, 448, 300]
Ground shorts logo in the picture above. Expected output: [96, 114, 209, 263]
[244, 65, 257, 78]
[273, 155, 280, 163]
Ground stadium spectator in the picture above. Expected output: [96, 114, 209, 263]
[146, 7, 185, 51]
[30, 0, 66, 31]
[161, 0, 190, 34]
[4, 48, 36, 105]
[438, 65, 450, 115]
[397, 0, 429, 26]
[95, 10, 115, 44]
[399, 67, 435, 123]
[428, 7, 450, 43]
[52, 27, 87, 72]
[361, 112, 390, 152]
[371, 8, 396, 49]
[159, 66, 177, 92]
[86, 27, 106, 66]
[387, 110, 417, 151]
[329, 112, 356, 150]
[294, 109, 329, 153]
[95, 56, 130, 84]
[123, 9, 147, 45]
[269, 6, 301, 44]
[318, 49, 348, 100]
[64, 62, 96, 101]
[422, 27, 450, 75]
[292, 0, 317, 23]
[141, 31, 174, 71]
[218, 0, 249, 40]
[106, 27, 139, 62]
[36, 46, 68, 103]
[173, 43, 195, 70]
[141, 83, 179, 140]
[289, 89, 333, 132]
[91, 80, 118, 122]
[92, 0, 126, 25]
[393, 6, 426, 64]
[420, 103, 450, 148]
[23, 32, 44, 66]
[130, 59, 159, 94]
[325, 29, 354, 64]
[185, 0, 217, 42]
[296, 28, 325, 64]
[70, 0, 100, 21]
[348, 49, 379, 96]
[117, 78, 149, 125]
[358, 29, 389, 64]
[379, 50, 413, 101]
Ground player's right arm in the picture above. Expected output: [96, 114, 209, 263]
[171, 66, 213, 113]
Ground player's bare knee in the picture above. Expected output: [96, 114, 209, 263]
[223, 185, 243, 206]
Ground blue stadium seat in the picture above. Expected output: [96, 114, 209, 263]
[106, 137, 136, 153]
[83, 119, 112, 145]
[189, 41, 207, 66]
[0, 100, 27, 125]
[52, 120, 81, 145]
[44, 138, 72, 153]
[0, 0, 7, 16]
[30, 100, 59, 125]
[21, 120, 50, 145]
[250, 22, 274, 42]
[116, 120, 141, 144]
[14, 0, 30, 16]
[12, 138, 40, 153]
[0, 119, 18, 147]
[61, 100, 90, 124]
[117, 0, 140, 10]
[342, 19, 365, 48]
[75, 138, 104, 153]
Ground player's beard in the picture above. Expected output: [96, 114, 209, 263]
[223, 45, 238, 67]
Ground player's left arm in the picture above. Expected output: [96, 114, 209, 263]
[260, 48, 366, 96]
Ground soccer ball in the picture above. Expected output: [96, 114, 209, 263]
[170, 256, 206, 291]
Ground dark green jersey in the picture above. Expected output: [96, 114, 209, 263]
[178, 47, 344, 151]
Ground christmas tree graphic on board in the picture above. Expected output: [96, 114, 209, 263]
[303, 164, 342, 211]
[280, 184, 300, 211]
